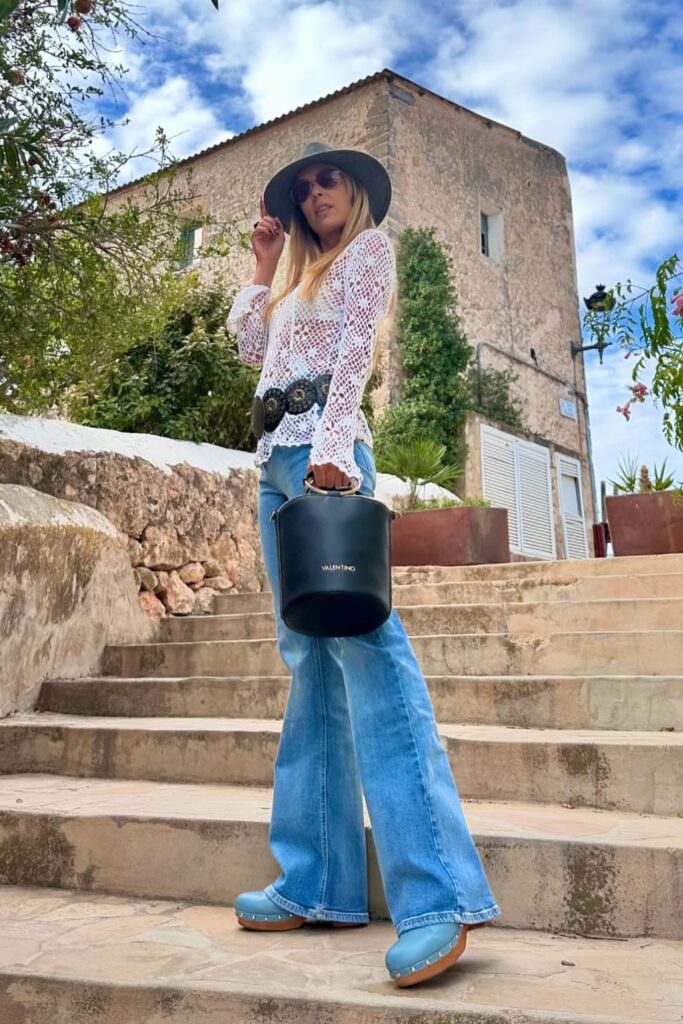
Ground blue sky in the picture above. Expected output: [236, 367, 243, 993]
[86, 0, 682, 496]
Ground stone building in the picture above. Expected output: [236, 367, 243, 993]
[107, 67, 595, 560]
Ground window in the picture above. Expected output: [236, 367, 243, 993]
[480, 212, 490, 257]
[177, 221, 203, 269]
[556, 454, 588, 559]
[481, 424, 556, 559]
[561, 474, 581, 518]
[479, 200, 504, 261]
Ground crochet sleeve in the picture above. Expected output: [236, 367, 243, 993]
[227, 284, 271, 366]
[309, 230, 396, 485]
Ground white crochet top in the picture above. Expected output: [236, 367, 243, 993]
[227, 228, 396, 486]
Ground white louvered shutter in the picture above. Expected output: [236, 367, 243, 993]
[556, 454, 589, 559]
[516, 439, 556, 559]
[481, 425, 519, 551]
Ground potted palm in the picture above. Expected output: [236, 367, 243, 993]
[604, 454, 683, 556]
[377, 437, 510, 566]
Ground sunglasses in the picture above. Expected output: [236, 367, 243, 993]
[290, 167, 344, 205]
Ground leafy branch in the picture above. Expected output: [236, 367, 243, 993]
[583, 255, 683, 450]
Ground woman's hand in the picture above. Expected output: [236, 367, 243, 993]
[251, 196, 285, 266]
[307, 460, 352, 490]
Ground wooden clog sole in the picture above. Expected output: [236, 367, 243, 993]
[237, 914, 365, 931]
[394, 922, 470, 987]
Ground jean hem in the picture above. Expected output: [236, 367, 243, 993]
[395, 904, 502, 936]
[264, 884, 370, 924]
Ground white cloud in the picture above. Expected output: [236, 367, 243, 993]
[85, 0, 405, 177]
[241, 3, 392, 123]
[426, 1, 640, 159]
[570, 169, 683, 298]
[420, 1, 681, 269]
[104, 75, 233, 180]
[612, 139, 657, 174]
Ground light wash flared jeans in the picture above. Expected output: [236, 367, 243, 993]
[257, 438, 502, 937]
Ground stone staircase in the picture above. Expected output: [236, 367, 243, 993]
[1, 553, 682, 1022]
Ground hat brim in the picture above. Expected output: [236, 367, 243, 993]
[263, 149, 392, 234]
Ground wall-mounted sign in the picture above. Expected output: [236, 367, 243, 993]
[559, 398, 578, 420]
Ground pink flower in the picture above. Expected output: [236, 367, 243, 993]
[616, 403, 631, 421]
[672, 294, 683, 316]
[629, 382, 648, 401]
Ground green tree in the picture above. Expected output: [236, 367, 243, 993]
[0, 1, 239, 411]
[373, 226, 473, 470]
[373, 226, 523, 470]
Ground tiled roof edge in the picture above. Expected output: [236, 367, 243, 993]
[107, 67, 563, 198]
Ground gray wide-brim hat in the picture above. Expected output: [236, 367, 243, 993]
[263, 141, 392, 234]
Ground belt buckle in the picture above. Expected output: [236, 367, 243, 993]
[253, 375, 333, 440]
[262, 387, 286, 431]
[284, 377, 316, 414]
[251, 396, 265, 439]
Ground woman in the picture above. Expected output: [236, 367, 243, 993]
[227, 141, 501, 987]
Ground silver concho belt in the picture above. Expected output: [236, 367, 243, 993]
[251, 373, 333, 440]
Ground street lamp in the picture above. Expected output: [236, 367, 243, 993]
[570, 334, 612, 364]
[570, 284, 614, 365]
[583, 284, 615, 312]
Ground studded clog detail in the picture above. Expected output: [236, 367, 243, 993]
[385, 922, 470, 986]
[235, 909, 291, 922]
[388, 930, 459, 978]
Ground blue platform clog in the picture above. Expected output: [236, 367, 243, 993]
[235, 890, 366, 931]
[235, 890, 306, 930]
[385, 922, 468, 986]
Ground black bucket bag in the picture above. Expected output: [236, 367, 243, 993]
[270, 474, 401, 637]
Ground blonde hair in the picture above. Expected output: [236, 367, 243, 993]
[263, 170, 395, 375]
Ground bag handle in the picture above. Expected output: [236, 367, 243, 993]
[270, 474, 402, 520]
[302, 473, 361, 496]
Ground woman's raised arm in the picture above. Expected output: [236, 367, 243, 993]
[227, 196, 285, 365]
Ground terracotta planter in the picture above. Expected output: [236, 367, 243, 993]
[605, 491, 683, 556]
[391, 505, 510, 566]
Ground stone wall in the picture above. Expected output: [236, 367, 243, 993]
[0, 484, 155, 717]
[0, 415, 452, 622]
[0, 417, 267, 619]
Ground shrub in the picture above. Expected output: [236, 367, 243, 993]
[70, 278, 260, 449]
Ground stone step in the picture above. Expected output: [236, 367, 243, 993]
[3, 715, 680, 814]
[214, 571, 683, 614]
[102, 630, 683, 679]
[0, 775, 680, 939]
[37, 673, 683, 731]
[390, 552, 683, 584]
[161, 598, 683, 642]
[1, 888, 680, 1024]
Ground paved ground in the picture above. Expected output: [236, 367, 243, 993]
[0, 887, 681, 1023]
